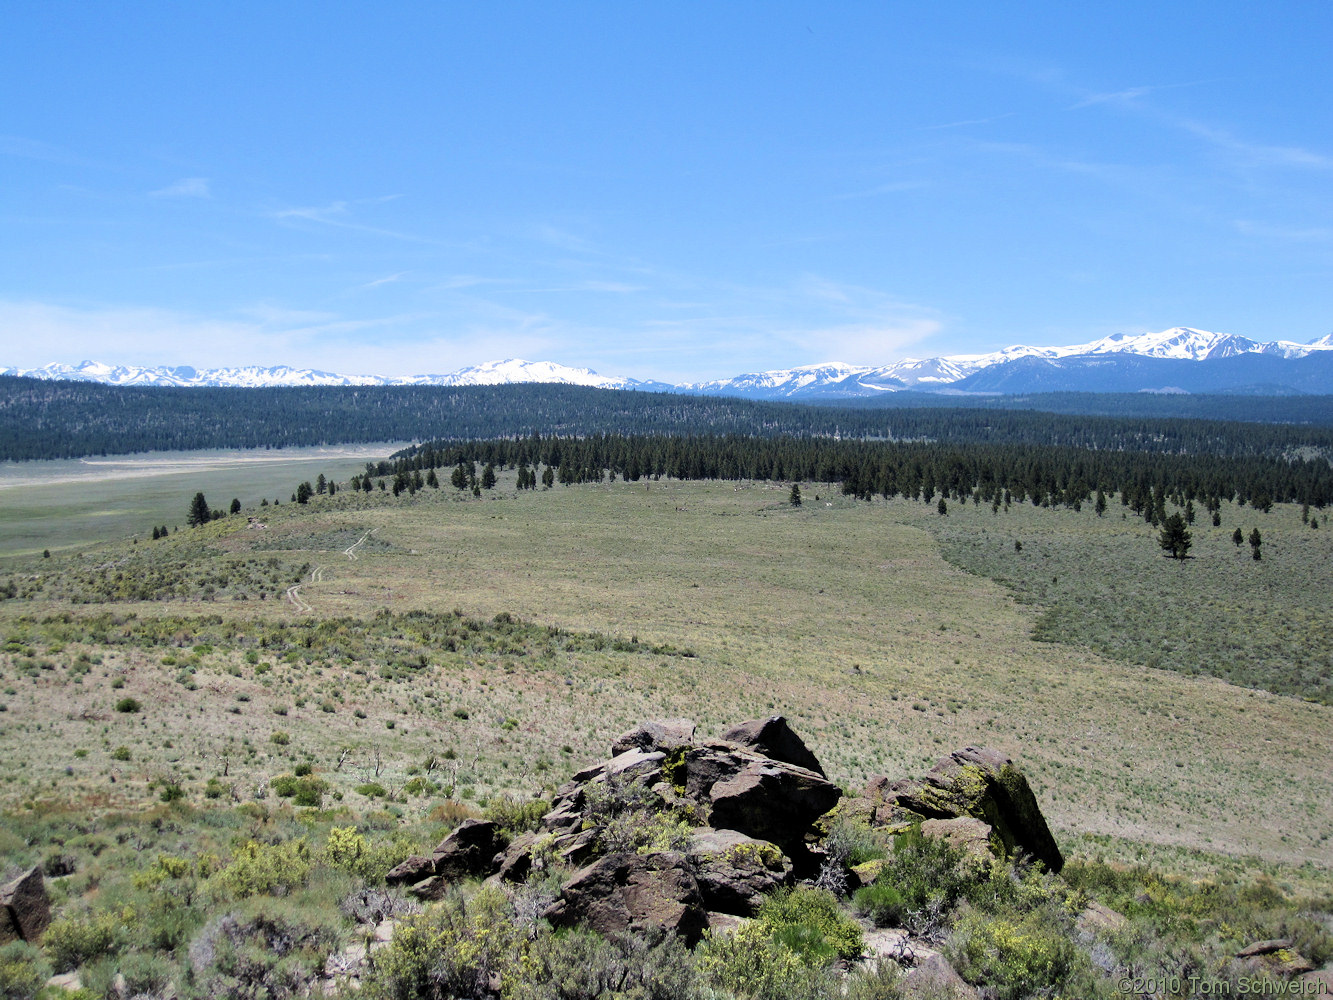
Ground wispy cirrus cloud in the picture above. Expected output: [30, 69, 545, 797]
[151, 177, 210, 198]
[271, 196, 447, 245]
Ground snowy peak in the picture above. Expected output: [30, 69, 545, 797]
[0, 358, 643, 390]
[429, 359, 643, 390]
[4, 327, 1333, 396]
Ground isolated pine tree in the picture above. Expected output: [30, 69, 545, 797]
[451, 464, 468, 490]
[1249, 528, 1262, 560]
[789, 483, 802, 507]
[187, 492, 211, 527]
[1232, 527, 1244, 546]
[1158, 513, 1192, 560]
[481, 463, 497, 490]
[229, 498, 241, 515]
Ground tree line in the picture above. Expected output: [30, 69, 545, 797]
[374, 432, 1333, 510]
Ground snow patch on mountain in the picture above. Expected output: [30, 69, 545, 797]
[4, 328, 1331, 396]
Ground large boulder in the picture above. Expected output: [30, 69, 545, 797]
[544, 851, 708, 946]
[686, 828, 791, 916]
[385, 818, 505, 887]
[722, 716, 826, 777]
[0, 867, 50, 944]
[706, 756, 841, 849]
[866, 746, 1063, 873]
[611, 719, 696, 757]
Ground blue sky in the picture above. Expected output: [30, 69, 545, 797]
[2, 3, 1331, 381]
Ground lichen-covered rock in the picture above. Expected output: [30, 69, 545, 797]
[721, 716, 826, 776]
[686, 828, 791, 915]
[867, 746, 1063, 873]
[611, 719, 696, 757]
[1236, 939, 1316, 977]
[0, 867, 50, 944]
[544, 851, 708, 945]
[920, 816, 996, 863]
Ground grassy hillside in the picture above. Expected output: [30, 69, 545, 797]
[3, 473, 1329, 869]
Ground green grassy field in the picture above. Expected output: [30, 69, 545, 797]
[3, 472, 1330, 873]
[0, 444, 403, 560]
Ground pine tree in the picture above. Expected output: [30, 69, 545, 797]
[1232, 527, 1243, 546]
[542, 465, 555, 489]
[1249, 527, 1262, 560]
[1095, 489, 1107, 517]
[187, 492, 211, 527]
[316, 474, 327, 494]
[1212, 510, 1221, 527]
[426, 468, 439, 488]
[451, 464, 468, 490]
[229, 498, 241, 515]
[937, 496, 948, 516]
[1158, 513, 1192, 560]
[295, 481, 313, 504]
[481, 463, 497, 490]
[789, 482, 802, 507]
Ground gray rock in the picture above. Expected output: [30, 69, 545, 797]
[385, 818, 504, 887]
[867, 746, 1063, 873]
[545, 851, 708, 946]
[611, 719, 696, 756]
[722, 716, 826, 776]
[686, 828, 791, 915]
[0, 866, 50, 943]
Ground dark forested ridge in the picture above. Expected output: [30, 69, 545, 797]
[6, 374, 1333, 462]
[382, 433, 1333, 509]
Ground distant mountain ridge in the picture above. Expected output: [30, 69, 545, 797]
[5, 327, 1332, 397]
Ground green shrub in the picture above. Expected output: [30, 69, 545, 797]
[948, 907, 1093, 1000]
[209, 839, 312, 899]
[113, 697, 141, 713]
[823, 816, 887, 867]
[269, 774, 327, 807]
[362, 886, 524, 999]
[755, 887, 863, 965]
[853, 882, 910, 927]
[109, 745, 131, 761]
[697, 922, 837, 1000]
[269, 730, 291, 745]
[43, 914, 123, 973]
[356, 782, 388, 799]
[854, 824, 974, 929]
[509, 928, 702, 1000]
[0, 940, 47, 1000]
[483, 795, 551, 836]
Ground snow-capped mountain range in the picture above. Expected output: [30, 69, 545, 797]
[5, 328, 1333, 398]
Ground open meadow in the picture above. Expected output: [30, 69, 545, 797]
[0, 444, 404, 561]
[3, 470, 1329, 872]
[3, 464, 1332, 998]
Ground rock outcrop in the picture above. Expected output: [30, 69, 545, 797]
[685, 828, 792, 916]
[611, 719, 696, 756]
[866, 745, 1063, 873]
[0, 866, 51, 944]
[721, 716, 826, 777]
[543, 851, 709, 946]
[398, 717, 1061, 952]
[385, 818, 506, 898]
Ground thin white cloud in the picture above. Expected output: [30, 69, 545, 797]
[151, 177, 210, 198]
[271, 197, 443, 245]
[361, 272, 408, 289]
[917, 112, 1017, 131]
